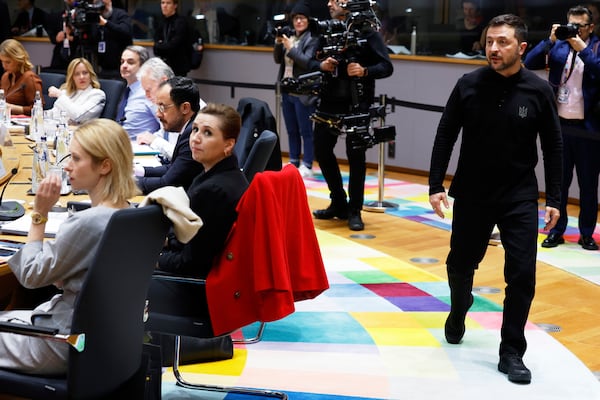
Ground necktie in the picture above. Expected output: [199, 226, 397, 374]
[117, 87, 131, 124]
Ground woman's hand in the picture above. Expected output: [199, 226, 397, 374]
[33, 174, 62, 216]
[48, 86, 61, 98]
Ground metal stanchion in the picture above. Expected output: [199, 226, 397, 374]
[364, 94, 398, 213]
[275, 81, 282, 136]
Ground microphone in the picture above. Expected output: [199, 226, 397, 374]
[0, 168, 25, 221]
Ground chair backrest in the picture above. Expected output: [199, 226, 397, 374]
[39, 72, 65, 110]
[99, 78, 126, 120]
[241, 129, 278, 183]
[235, 97, 282, 172]
[67, 205, 170, 398]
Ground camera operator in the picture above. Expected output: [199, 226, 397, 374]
[310, 0, 393, 231]
[524, 5, 600, 251]
[46, 0, 132, 77]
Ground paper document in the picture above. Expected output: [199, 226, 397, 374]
[131, 142, 160, 155]
[1, 212, 70, 238]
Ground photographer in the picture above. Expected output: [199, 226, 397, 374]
[310, 0, 393, 231]
[524, 5, 600, 251]
[274, 3, 319, 177]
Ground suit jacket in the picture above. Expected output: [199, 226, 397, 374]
[153, 13, 191, 76]
[1, 70, 43, 115]
[157, 155, 248, 278]
[137, 115, 204, 194]
[206, 164, 329, 336]
[11, 7, 47, 34]
[236, 97, 282, 172]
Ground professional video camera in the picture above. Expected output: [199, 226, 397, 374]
[270, 14, 295, 38]
[311, 106, 396, 150]
[314, 0, 379, 60]
[555, 23, 579, 40]
[66, 0, 105, 30]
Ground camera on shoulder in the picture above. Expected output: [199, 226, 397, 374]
[67, 0, 105, 29]
[555, 23, 580, 40]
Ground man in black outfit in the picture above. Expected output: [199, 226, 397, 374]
[310, 0, 393, 231]
[429, 14, 563, 384]
[153, 0, 192, 76]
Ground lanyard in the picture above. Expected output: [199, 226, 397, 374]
[562, 49, 578, 84]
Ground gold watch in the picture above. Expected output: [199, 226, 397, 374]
[31, 211, 48, 225]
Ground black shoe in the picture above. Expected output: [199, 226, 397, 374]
[444, 293, 473, 344]
[541, 232, 564, 248]
[348, 210, 364, 231]
[578, 236, 599, 250]
[313, 205, 348, 220]
[498, 354, 531, 384]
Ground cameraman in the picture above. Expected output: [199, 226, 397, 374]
[310, 0, 393, 231]
[524, 5, 600, 251]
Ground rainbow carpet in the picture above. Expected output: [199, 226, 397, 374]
[304, 171, 600, 286]
[162, 228, 600, 400]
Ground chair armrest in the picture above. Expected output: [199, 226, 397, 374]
[0, 321, 85, 352]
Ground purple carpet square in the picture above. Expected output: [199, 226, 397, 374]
[362, 282, 429, 297]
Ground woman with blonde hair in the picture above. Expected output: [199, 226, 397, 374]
[0, 118, 139, 375]
[0, 38, 43, 115]
[48, 57, 106, 124]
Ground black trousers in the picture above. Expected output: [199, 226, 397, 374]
[551, 127, 600, 237]
[313, 122, 366, 211]
[447, 199, 538, 357]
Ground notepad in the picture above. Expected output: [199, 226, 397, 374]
[1, 212, 70, 238]
[131, 142, 160, 156]
[0, 239, 24, 264]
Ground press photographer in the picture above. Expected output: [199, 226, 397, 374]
[524, 5, 600, 251]
[308, 0, 393, 231]
[274, 3, 320, 178]
[46, 0, 132, 78]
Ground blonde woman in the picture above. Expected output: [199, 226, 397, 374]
[48, 57, 106, 124]
[0, 38, 43, 115]
[2, 119, 139, 375]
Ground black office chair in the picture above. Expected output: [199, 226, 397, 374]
[241, 129, 278, 183]
[0, 205, 170, 399]
[145, 165, 329, 400]
[98, 78, 126, 120]
[39, 71, 66, 110]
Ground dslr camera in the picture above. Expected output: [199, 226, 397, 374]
[555, 23, 580, 40]
[271, 14, 295, 38]
[67, 0, 105, 30]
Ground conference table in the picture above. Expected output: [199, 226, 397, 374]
[0, 126, 153, 309]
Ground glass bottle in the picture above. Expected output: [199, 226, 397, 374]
[31, 136, 49, 194]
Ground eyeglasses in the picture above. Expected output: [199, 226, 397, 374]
[157, 103, 176, 113]
[293, 15, 308, 21]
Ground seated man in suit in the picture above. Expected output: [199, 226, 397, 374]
[135, 76, 204, 194]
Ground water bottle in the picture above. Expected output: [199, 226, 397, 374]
[29, 91, 44, 140]
[55, 114, 70, 168]
[31, 136, 49, 194]
[410, 26, 417, 55]
[0, 89, 6, 123]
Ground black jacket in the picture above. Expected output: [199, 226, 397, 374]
[158, 155, 249, 278]
[153, 13, 191, 76]
[137, 115, 204, 194]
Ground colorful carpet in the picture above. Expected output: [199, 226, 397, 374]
[304, 170, 600, 286]
[162, 229, 600, 399]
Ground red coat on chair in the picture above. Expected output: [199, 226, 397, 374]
[206, 164, 329, 336]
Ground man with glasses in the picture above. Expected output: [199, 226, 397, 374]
[135, 76, 204, 194]
[525, 5, 600, 251]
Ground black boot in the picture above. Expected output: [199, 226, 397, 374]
[445, 268, 474, 344]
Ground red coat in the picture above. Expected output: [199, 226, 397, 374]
[206, 164, 329, 336]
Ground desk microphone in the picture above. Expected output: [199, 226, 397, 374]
[0, 168, 25, 221]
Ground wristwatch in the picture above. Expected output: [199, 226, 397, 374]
[30, 211, 48, 225]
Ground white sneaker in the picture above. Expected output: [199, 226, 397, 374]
[299, 164, 314, 178]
